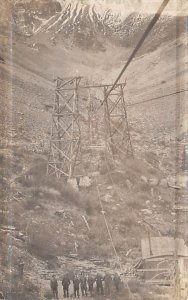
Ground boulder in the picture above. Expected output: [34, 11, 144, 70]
[140, 176, 148, 183]
[104, 194, 113, 203]
[167, 175, 176, 187]
[34, 205, 41, 210]
[67, 178, 79, 191]
[106, 186, 113, 190]
[149, 178, 159, 186]
[55, 210, 65, 217]
[160, 178, 168, 188]
[126, 179, 132, 191]
[79, 176, 91, 188]
[141, 209, 153, 215]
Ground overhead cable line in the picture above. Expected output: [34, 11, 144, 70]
[101, 0, 171, 106]
[15, 88, 187, 113]
[127, 89, 188, 107]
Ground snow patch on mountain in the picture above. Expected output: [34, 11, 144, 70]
[34, 0, 130, 35]
[12, 0, 182, 53]
[57, 0, 132, 20]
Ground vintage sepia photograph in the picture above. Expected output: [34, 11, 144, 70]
[0, 0, 188, 299]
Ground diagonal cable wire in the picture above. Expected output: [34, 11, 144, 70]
[100, 0, 171, 106]
[127, 89, 188, 107]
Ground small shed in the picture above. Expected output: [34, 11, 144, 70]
[138, 237, 188, 286]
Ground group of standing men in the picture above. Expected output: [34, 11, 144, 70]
[50, 272, 121, 298]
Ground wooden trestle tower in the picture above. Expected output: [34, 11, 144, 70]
[47, 77, 133, 179]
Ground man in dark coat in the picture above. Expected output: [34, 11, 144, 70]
[104, 272, 112, 295]
[113, 273, 121, 293]
[62, 274, 70, 298]
[95, 273, 104, 295]
[80, 273, 87, 296]
[88, 275, 95, 296]
[50, 275, 58, 299]
[73, 275, 80, 298]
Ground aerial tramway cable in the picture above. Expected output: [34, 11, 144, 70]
[91, 0, 172, 292]
[127, 89, 188, 107]
[101, 0, 171, 105]
[91, 0, 171, 267]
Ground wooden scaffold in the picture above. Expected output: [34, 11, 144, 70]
[103, 82, 133, 159]
[47, 78, 133, 178]
[47, 77, 82, 178]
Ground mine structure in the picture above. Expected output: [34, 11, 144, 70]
[45, 0, 187, 298]
[47, 77, 133, 179]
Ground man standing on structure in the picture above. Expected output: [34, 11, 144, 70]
[62, 274, 70, 298]
[73, 274, 80, 298]
[50, 275, 58, 299]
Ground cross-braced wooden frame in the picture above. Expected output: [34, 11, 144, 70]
[104, 83, 133, 158]
[47, 78, 133, 178]
[47, 77, 82, 178]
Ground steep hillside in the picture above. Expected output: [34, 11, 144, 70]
[0, 1, 187, 299]
[0, 30, 187, 298]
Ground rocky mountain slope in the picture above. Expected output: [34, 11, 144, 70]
[0, 1, 187, 299]
[1, 30, 187, 299]
[8, 0, 184, 51]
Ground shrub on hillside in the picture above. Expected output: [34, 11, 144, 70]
[44, 289, 53, 299]
[24, 197, 39, 210]
[99, 158, 115, 175]
[126, 197, 145, 210]
[119, 211, 137, 227]
[89, 217, 110, 246]
[81, 191, 100, 215]
[27, 222, 59, 259]
[79, 241, 112, 258]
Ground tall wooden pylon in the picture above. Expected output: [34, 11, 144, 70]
[47, 77, 82, 178]
[47, 78, 133, 178]
[103, 83, 133, 158]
